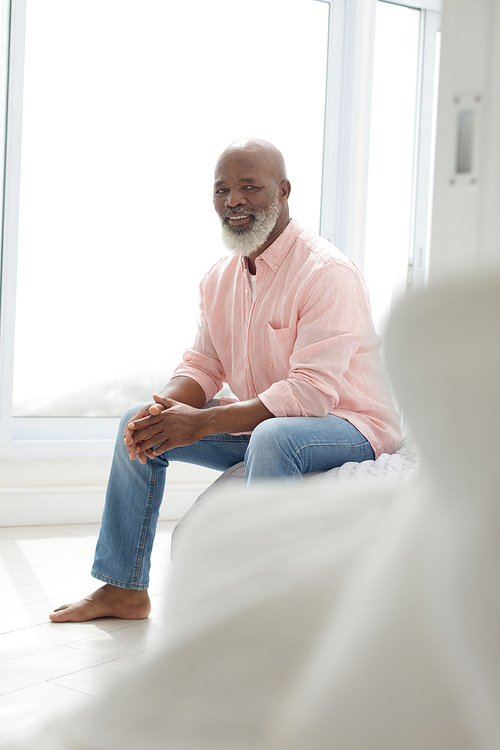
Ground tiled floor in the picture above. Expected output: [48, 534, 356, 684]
[0, 522, 175, 745]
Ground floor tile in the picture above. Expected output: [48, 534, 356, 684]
[50, 648, 161, 697]
[0, 525, 95, 540]
[0, 537, 95, 573]
[0, 618, 144, 662]
[0, 573, 96, 612]
[0, 681, 95, 737]
[0, 521, 176, 742]
[0, 556, 97, 592]
[0, 644, 113, 696]
[66, 619, 165, 659]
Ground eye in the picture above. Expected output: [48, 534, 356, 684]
[243, 185, 258, 190]
[214, 188, 228, 195]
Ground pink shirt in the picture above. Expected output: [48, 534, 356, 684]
[173, 220, 401, 458]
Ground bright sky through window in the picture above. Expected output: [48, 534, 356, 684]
[13, 0, 328, 416]
[364, 2, 421, 335]
[364, 2, 426, 332]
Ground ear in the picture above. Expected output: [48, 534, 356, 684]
[279, 179, 291, 203]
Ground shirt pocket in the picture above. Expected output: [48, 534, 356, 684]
[265, 322, 295, 380]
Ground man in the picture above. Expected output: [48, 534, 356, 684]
[50, 138, 401, 622]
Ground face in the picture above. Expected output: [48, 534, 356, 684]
[213, 147, 289, 257]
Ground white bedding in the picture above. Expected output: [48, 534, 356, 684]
[202, 427, 417, 488]
[315, 427, 419, 481]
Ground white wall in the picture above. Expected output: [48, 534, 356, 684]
[0, 454, 218, 525]
[430, 0, 500, 280]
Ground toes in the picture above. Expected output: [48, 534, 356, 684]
[49, 603, 75, 621]
[49, 612, 66, 622]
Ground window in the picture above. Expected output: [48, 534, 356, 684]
[1, 0, 328, 446]
[364, 1, 441, 334]
[11, 0, 328, 421]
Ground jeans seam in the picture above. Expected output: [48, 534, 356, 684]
[200, 434, 251, 442]
[293, 439, 371, 454]
[131, 456, 157, 586]
[289, 440, 372, 472]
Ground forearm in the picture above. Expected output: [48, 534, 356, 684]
[158, 376, 207, 409]
[127, 394, 274, 460]
[202, 397, 274, 435]
[159, 379, 274, 434]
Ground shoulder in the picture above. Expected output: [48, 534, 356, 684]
[199, 254, 240, 290]
[291, 223, 367, 290]
[293, 223, 353, 267]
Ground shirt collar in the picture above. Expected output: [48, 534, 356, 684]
[238, 219, 302, 274]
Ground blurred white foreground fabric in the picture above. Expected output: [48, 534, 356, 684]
[3, 273, 499, 750]
[170, 429, 418, 560]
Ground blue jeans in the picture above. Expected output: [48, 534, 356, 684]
[92, 404, 374, 589]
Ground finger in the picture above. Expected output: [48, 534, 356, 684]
[125, 429, 141, 448]
[123, 405, 154, 438]
[149, 404, 163, 416]
[135, 434, 169, 454]
[126, 414, 164, 440]
[149, 398, 167, 416]
[151, 441, 169, 456]
[130, 445, 149, 464]
[129, 422, 166, 448]
[128, 411, 165, 429]
[152, 394, 175, 409]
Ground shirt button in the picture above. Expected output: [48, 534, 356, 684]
[245, 364, 250, 370]
[244, 288, 248, 294]
[274, 266, 278, 270]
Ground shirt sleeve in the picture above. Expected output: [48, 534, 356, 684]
[257, 262, 376, 418]
[171, 282, 226, 403]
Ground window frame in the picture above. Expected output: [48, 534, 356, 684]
[320, 0, 441, 277]
[0, 0, 441, 456]
[407, 5, 441, 291]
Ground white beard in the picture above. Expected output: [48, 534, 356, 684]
[220, 195, 281, 257]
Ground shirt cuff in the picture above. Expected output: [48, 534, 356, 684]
[259, 379, 337, 418]
[171, 363, 221, 404]
[258, 382, 307, 418]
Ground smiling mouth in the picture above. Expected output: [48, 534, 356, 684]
[227, 214, 251, 224]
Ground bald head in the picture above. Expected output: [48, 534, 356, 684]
[215, 138, 287, 184]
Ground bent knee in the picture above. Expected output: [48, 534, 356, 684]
[248, 418, 290, 451]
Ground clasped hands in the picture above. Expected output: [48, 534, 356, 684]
[124, 394, 207, 464]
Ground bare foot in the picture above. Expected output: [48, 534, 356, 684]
[49, 584, 151, 622]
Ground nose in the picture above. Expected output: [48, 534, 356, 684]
[225, 187, 246, 208]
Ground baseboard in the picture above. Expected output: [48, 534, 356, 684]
[0, 484, 206, 526]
